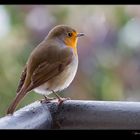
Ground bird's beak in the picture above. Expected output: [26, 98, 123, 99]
[77, 33, 84, 37]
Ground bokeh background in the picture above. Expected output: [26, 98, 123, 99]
[1, 5, 140, 117]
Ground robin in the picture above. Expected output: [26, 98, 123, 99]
[7, 25, 84, 114]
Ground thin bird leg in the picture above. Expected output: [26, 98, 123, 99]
[40, 95, 55, 103]
[43, 95, 55, 100]
[51, 90, 71, 105]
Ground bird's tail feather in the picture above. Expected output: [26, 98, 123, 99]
[6, 87, 27, 115]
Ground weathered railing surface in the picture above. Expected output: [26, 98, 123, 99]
[0, 100, 140, 129]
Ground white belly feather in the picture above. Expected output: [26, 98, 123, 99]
[34, 55, 78, 95]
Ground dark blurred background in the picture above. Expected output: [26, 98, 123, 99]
[1, 5, 140, 117]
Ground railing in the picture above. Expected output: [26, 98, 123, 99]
[0, 100, 140, 129]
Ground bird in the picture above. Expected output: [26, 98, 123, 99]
[6, 25, 84, 114]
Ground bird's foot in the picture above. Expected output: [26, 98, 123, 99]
[51, 90, 71, 105]
[57, 97, 71, 106]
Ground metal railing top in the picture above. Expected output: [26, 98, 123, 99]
[0, 100, 140, 129]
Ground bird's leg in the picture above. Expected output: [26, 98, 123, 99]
[51, 90, 71, 105]
[40, 95, 55, 103]
[44, 95, 55, 101]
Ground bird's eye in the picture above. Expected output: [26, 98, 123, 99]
[68, 32, 72, 37]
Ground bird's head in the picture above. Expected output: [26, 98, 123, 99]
[47, 25, 84, 53]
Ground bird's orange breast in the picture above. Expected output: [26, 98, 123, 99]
[64, 32, 78, 55]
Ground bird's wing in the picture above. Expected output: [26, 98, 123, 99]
[26, 55, 72, 92]
[7, 46, 73, 114]
[16, 65, 27, 93]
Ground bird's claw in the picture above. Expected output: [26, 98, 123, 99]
[58, 97, 71, 106]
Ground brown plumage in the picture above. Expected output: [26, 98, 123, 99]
[7, 25, 84, 114]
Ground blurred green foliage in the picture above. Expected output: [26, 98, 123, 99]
[1, 5, 140, 117]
